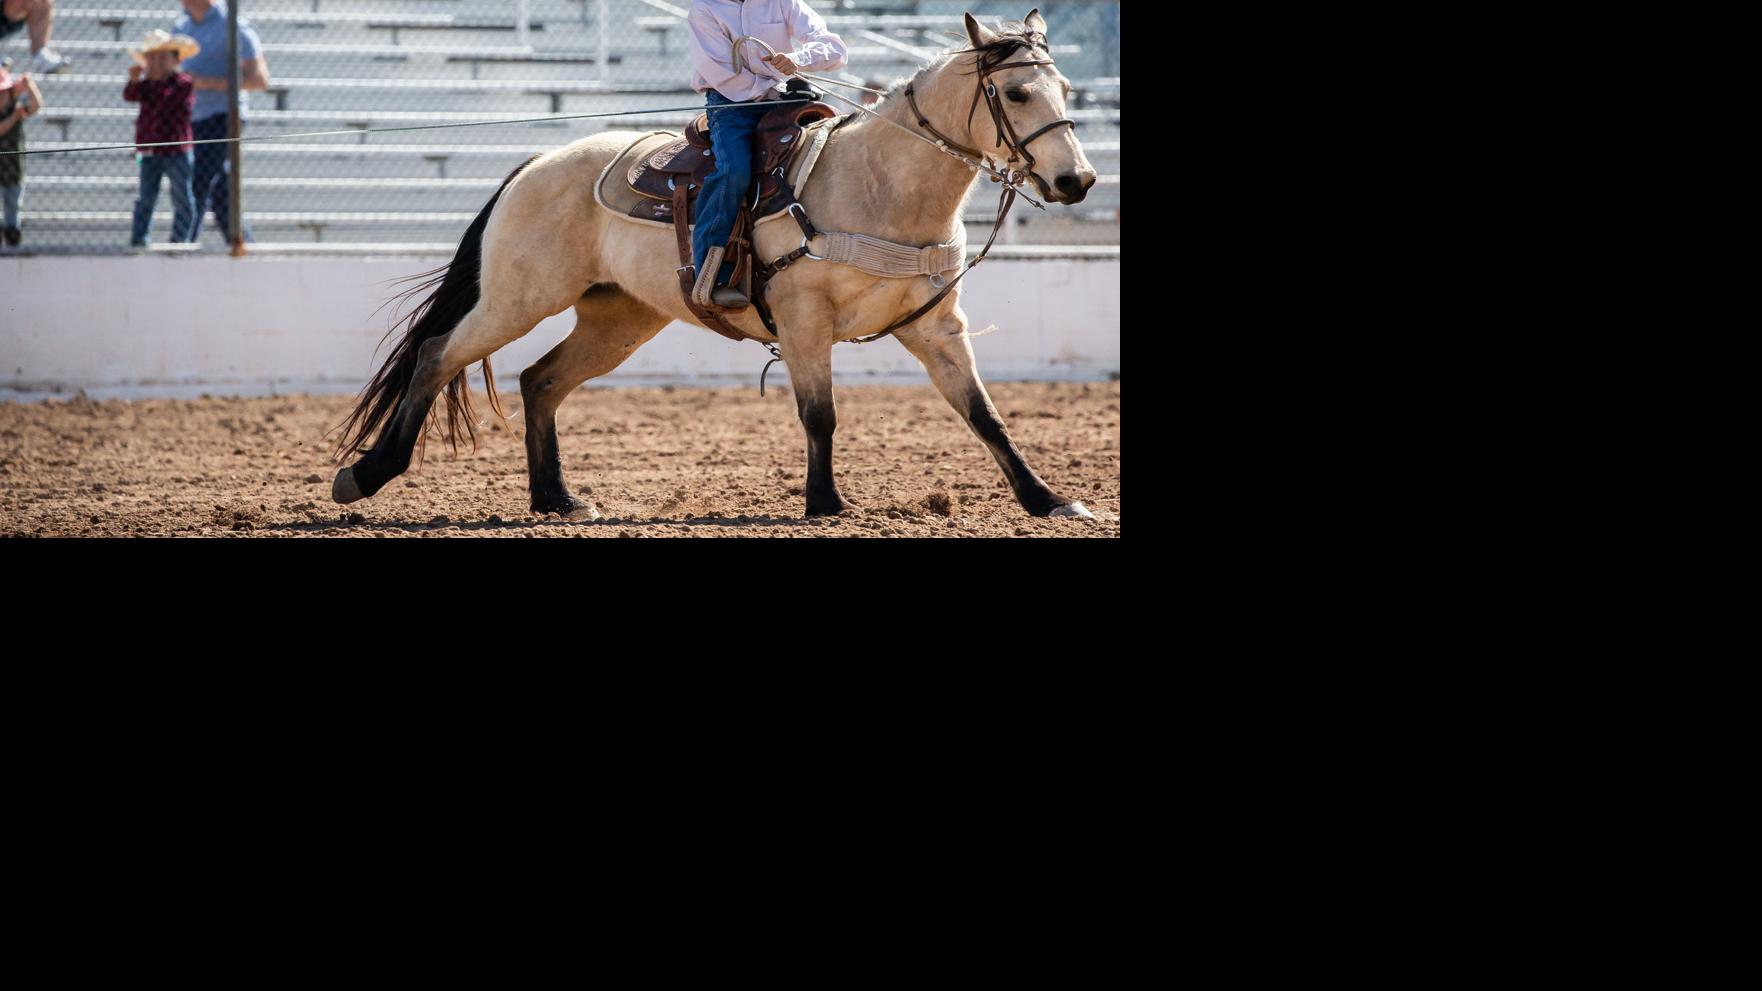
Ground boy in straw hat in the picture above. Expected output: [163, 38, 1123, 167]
[123, 29, 199, 250]
[0, 59, 45, 247]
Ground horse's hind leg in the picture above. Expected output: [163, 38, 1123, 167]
[894, 308, 1092, 519]
[335, 304, 537, 503]
[521, 285, 669, 517]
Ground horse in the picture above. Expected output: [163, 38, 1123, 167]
[330, 9, 1100, 521]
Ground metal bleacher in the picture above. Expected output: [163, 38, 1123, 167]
[7, 0, 1120, 253]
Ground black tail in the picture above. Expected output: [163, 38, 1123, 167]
[331, 156, 538, 464]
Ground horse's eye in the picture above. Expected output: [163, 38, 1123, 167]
[1006, 89, 1029, 103]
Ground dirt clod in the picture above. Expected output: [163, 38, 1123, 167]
[922, 490, 956, 517]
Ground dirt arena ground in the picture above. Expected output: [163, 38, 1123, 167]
[0, 381, 1119, 537]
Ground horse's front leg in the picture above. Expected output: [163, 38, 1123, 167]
[894, 308, 1092, 519]
[779, 333, 855, 516]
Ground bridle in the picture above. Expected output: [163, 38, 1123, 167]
[904, 34, 1076, 193]
[723, 30, 1083, 366]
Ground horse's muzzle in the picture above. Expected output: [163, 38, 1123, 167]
[1055, 172, 1096, 204]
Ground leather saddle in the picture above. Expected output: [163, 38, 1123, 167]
[626, 100, 835, 227]
[622, 96, 836, 342]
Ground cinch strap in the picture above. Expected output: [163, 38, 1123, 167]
[811, 229, 967, 279]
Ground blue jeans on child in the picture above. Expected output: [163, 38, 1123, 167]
[691, 89, 775, 286]
[2, 184, 19, 231]
[132, 151, 196, 246]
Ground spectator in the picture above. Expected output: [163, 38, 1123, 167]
[0, 59, 43, 248]
[173, 0, 269, 244]
[0, 0, 71, 75]
[124, 31, 199, 252]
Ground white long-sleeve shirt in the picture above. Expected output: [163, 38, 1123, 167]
[688, 0, 848, 102]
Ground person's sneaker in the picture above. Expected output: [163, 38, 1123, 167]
[2, 226, 19, 247]
[127, 242, 148, 254]
[30, 47, 72, 75]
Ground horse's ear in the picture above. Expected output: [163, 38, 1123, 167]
[964, 12, 998, 49]
[1024, 9, 1047, 35]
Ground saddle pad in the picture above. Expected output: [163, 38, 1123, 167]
[598, 132, 687, 224]
[596, 120, 840, 231]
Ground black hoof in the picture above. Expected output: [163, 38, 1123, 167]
[805, 495, 857, 517]
[332, 467, 365, 504]
[1025, 492, 1079, 517]
[532, 494, 599, 520]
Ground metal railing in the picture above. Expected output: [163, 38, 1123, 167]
[0, 0, 1120, 255]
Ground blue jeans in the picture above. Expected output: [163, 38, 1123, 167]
[132, 151, 196, 246]
[691, 90, 774, 286]
[191, 115, 253, 243]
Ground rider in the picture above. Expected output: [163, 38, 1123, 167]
[686, 0, 846, 307]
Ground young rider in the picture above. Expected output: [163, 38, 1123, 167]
[686, 0, 846, 307]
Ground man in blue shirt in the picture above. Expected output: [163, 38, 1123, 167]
[172, 0, 269, 243]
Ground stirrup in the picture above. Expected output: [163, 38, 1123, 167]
[691, 246, 749, 311]
[691, 246, 725, 309]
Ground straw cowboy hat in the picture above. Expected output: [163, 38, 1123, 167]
[129, 30, 201, 63]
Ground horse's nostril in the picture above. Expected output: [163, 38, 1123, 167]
[1082, 173, 1096, 191]
[1055, 174, 1081, 196]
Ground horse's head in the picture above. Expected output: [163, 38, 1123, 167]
[953, 9, 1097, 204]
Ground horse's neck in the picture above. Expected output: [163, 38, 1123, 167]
[836, 73, 983, 243]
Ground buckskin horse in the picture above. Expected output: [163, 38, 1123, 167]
[331, 9, 1099, 521]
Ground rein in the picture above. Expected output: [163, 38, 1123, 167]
[731, 37, 1017, 186]
[905, 37, 1075, 185]
[864, 38, 1077, 342]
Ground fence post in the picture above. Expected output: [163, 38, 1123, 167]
[227, 0, 245, 256]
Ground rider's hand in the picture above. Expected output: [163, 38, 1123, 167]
[763, 53, 800, 76]
[128, 64, 144, 81]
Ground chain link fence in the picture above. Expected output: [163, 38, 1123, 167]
[1, 0, 1118, 254]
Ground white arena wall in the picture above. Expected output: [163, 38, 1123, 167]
[1, 254, 1120, 399]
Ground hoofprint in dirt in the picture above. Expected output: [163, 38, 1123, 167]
[1, 382, 1120, 538]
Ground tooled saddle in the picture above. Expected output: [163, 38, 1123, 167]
[623, 98, 837, 341]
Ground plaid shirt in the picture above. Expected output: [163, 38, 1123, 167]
[124, 73, 195, 154]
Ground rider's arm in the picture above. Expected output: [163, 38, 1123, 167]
[782, 0, 848, 73]
[687, 6, 744, 94]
